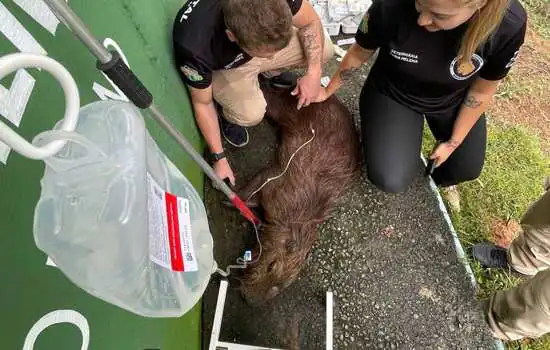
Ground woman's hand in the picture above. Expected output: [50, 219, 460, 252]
[430, 140, 460, 167]
[312, 87, 330, 103]
[307, 44, 375, 107]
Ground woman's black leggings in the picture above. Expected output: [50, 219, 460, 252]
[359, 81, 487, 193]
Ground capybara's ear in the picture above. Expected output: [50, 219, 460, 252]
[268, 260, 277, 272]
[285, 239, 297, 253]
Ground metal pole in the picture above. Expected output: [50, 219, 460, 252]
[148, 104, 232, 199]
[43, 0, 111, 64]
[42, 0, 260, 225]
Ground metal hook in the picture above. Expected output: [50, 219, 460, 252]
[0, 53, 80, 160]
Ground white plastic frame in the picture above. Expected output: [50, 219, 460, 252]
[209, 280, 334, 350]
[0, 53, 80, 160]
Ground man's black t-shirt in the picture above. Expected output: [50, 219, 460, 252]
[355, 0, 527, 113]
[173, 0, 303, 89]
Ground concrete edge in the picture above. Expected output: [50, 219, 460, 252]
[419, 155, 505, 350]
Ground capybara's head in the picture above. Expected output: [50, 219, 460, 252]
[241, 222, 317, 304]
[258, 75, 298, 123]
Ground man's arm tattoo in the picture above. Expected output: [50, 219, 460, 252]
[298, 21, 323, 66]
[463, 95, 482, 108]
[339, 67, 360, 81]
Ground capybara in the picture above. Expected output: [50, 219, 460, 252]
[239, 76, 361, 303]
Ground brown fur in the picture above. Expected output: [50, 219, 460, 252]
[239, 77, 361, 303]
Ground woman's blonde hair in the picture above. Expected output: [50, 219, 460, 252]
[458, 0, 510, 64]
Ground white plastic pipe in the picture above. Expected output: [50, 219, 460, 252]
[326, 291, 333, 350]
[0, 53, 80, 160]
[209, 279, 229, 350]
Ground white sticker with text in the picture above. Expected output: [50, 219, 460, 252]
[147, 173, 197, 272]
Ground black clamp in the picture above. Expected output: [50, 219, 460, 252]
[97, 51, 153, 109]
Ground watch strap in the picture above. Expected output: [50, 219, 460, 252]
[211, 151, 226, 162]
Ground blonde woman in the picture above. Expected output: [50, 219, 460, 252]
[313, 0, 526, 203]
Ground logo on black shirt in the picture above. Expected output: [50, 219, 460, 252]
[449, 54, 484, 81]
[390, 49, 419, 64]
[180, 65, 204, 82]
[505, 50, 520, 69]
[224, 53, 245, 69]
[179, 0, 201, 22]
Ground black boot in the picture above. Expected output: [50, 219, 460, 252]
[471, 243, 509, 269]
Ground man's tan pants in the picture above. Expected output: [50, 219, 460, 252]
[487, 183, 550, 340]
[212, 29, 334, 127]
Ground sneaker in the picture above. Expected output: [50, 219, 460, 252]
[472, 243, 509, 269]
[442, 185, 461, 213]
[220, 117, 249, 148]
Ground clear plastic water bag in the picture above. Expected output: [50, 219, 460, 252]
[32, 100, 215, 318]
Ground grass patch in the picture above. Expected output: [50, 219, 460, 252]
[422, 120, 550, 349]
[520, 0, 550, 39]
[508, 337, 550, 350]
[453, 122, 548, 242]
[496, 74, 538, 101]
[489, 0, 550, 155]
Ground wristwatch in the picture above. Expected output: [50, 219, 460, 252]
[210, 151, 226, 163]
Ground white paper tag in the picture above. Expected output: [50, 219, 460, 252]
[147, 173, 198, 272]
[337, 38, 356, 46]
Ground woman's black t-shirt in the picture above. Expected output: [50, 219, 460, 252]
[355, 0, 527, 113]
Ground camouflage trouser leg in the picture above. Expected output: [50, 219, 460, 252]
[488, 185, 550, 340]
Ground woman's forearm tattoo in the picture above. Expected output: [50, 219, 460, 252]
[339, 67, 360, 81]
[463, 95, 482, 108]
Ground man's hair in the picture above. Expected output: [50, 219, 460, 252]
[222, 0, 293, 52]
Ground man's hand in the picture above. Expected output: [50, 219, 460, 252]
[213, 158, 236, 186]
[292, 70, 322, 110]
[292, 1, 325, 110]
[430, 140, 460, 167]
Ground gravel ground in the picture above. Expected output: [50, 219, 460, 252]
[201, 48, 496, 349]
